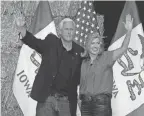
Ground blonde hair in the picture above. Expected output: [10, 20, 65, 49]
[81, 32, 105, 58]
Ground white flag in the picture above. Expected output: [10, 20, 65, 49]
[13, 1, 57, 116]
[108, 1, 144, 116]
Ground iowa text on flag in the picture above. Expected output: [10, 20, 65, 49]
[13, 1, 57, 116]
[108, 1, 144, 116]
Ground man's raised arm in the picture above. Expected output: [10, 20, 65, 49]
[15, 15, 50, 54]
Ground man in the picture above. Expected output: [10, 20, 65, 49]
[16, 17, 84, 116]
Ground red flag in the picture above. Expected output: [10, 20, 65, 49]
[110, 1, 141, 44]
[29, 1, 53, 35]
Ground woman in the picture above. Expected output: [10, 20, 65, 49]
[79, 14, 133, 116]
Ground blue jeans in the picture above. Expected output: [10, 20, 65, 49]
[80, 93, 112, 116]
[36, 94, 71, 116]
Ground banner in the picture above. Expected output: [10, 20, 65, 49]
[13, 1, 57, 116]
[108, 1, 144, 116]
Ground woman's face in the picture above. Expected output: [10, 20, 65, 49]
[88, 34, 101, 55]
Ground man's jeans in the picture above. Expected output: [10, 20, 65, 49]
[36, 94, 71, 116]
[80, 93, 112, 116]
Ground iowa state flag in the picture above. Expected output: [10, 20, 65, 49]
[108, 1, 144, 116]
[13, 1, 57, 116]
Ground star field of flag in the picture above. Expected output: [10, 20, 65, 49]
[74, 1, 102, 47]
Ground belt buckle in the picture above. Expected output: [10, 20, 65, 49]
[56, 93, 68, 101]
[54, 93, 63, 98]
[63, 96, 68, 101]
[88, 96, 92, 101]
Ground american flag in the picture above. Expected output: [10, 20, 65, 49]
[74, 1, 104, 47]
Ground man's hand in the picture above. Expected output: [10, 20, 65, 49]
[123, 14, 133, 32]
[15, 14, 26, 39]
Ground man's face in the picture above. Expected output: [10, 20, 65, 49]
[88, 34, 101, 55]
[61, 21, 75, 42]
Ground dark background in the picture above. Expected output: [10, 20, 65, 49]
[93, 1, 144, 50]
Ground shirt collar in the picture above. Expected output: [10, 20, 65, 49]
[60, 39, 74, 54]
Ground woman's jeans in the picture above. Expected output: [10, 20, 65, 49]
[80, 93, 112, 116]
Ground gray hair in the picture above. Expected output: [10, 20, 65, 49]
[59, 18, 76, 30]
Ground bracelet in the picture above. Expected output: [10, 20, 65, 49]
[18, 32, 23, 39]
[18, 32, 21, 39]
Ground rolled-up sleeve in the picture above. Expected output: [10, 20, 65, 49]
[104, 51, 115, 66]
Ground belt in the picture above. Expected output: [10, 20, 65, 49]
[50, 92, 68, 100]
[80, 93, 112, 102]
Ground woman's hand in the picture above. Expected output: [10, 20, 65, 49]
[123, 14, 133, 31]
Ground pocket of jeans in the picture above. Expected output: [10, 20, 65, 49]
[36, 101, 53, 112]
[58, 100, 70, 111]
